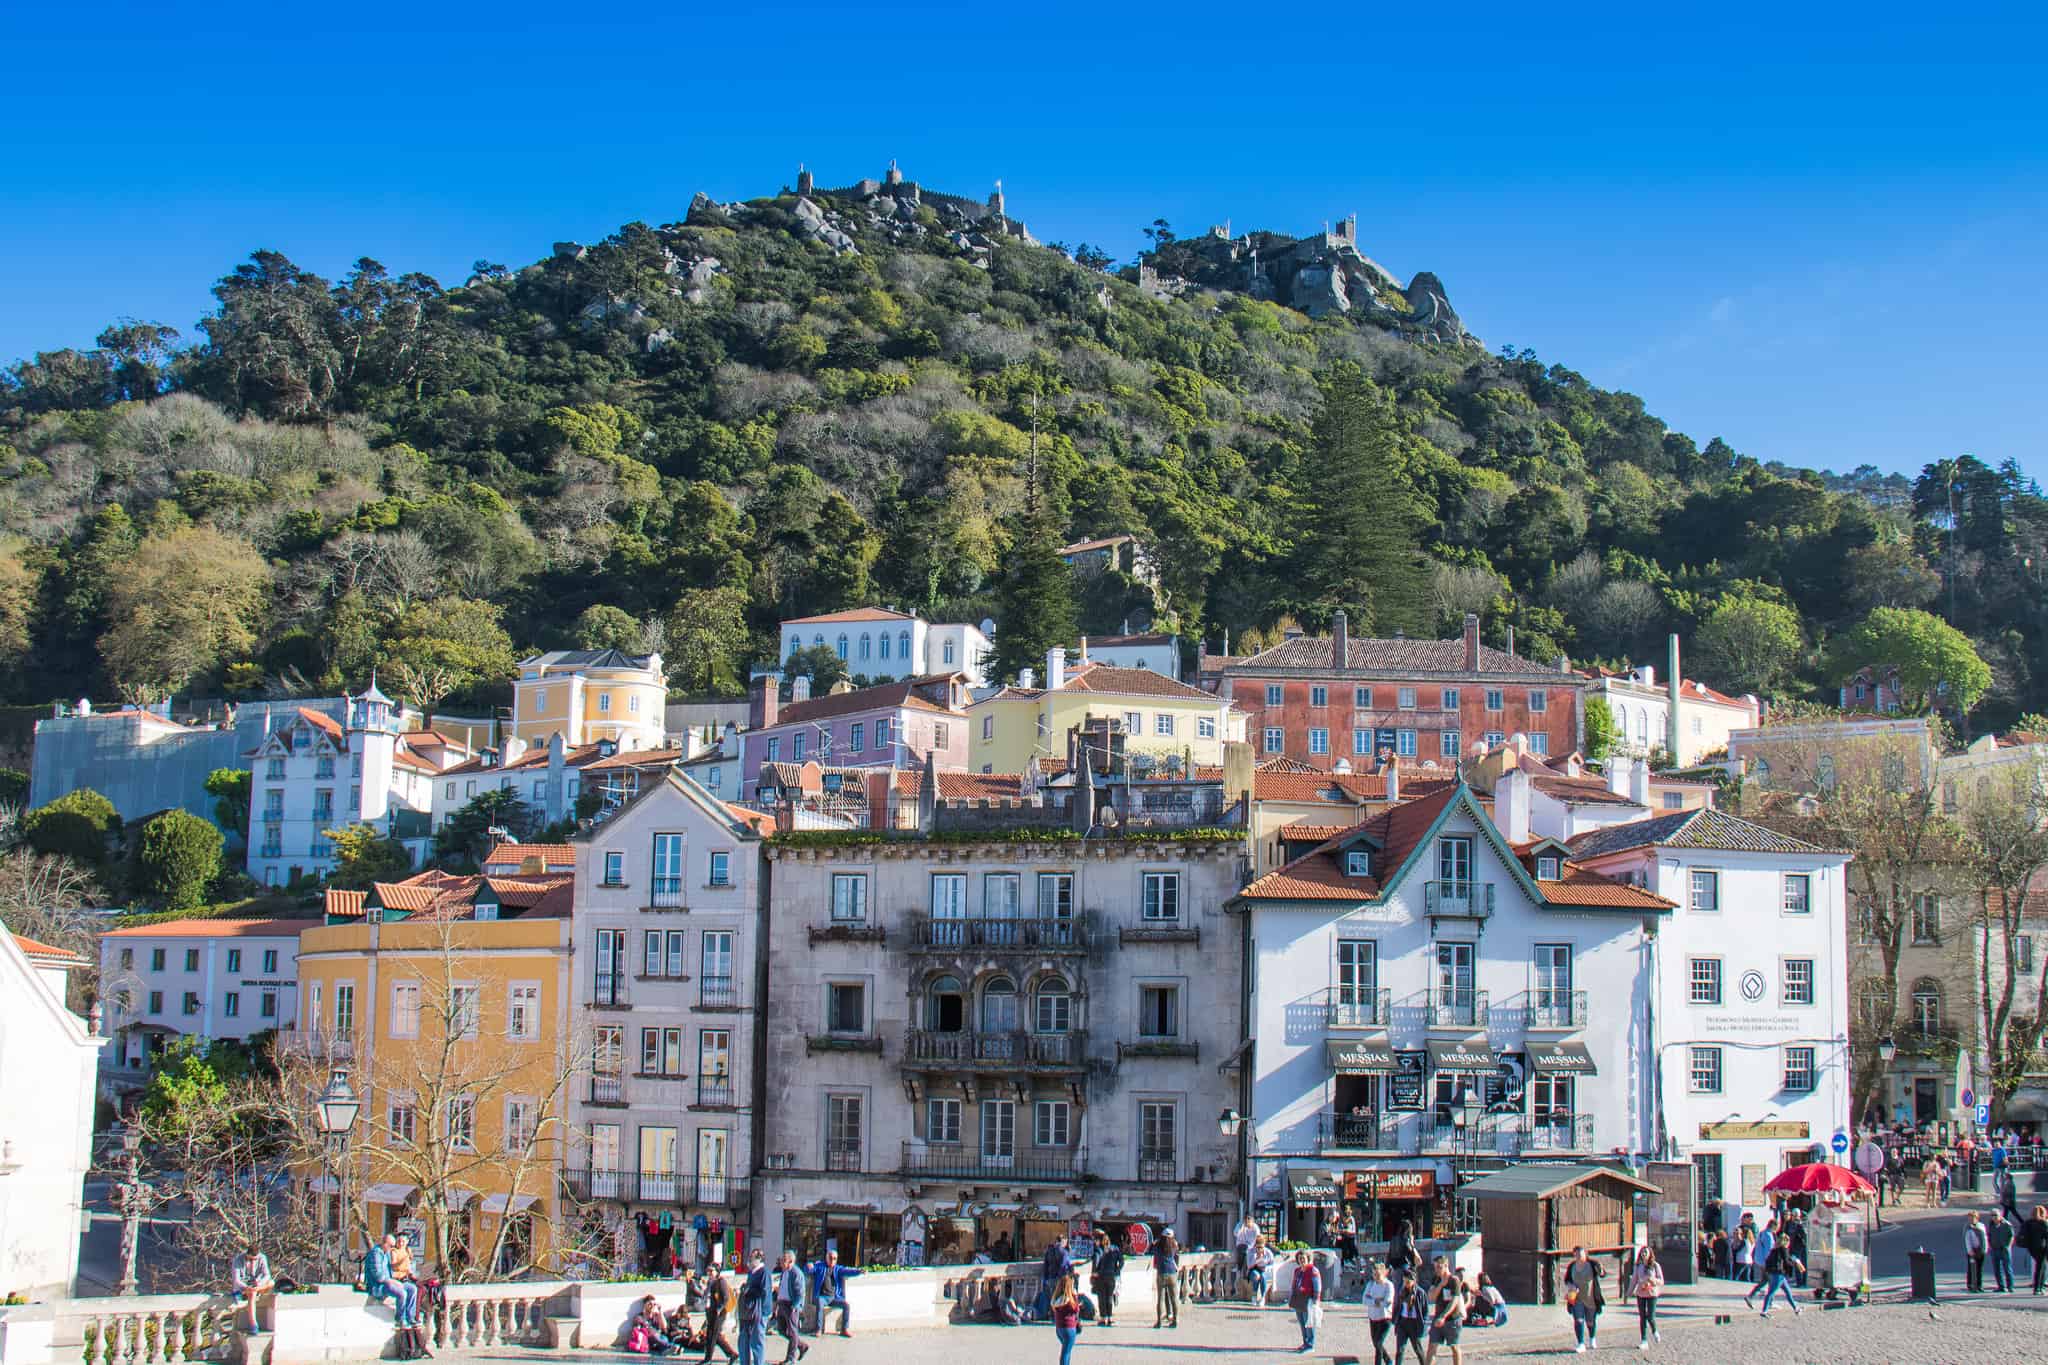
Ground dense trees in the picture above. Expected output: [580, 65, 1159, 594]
[134, 809, 225, 911]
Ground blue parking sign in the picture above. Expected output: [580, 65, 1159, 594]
[1975, 1102, 1991, 1126]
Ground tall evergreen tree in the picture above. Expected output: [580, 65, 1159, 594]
[988, 381, 1078, 684]
[1295, 363, 1433, 635]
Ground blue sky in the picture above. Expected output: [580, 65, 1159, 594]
[4, 3, 2044, 480]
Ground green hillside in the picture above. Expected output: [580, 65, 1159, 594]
[1, 171, 2041, 727]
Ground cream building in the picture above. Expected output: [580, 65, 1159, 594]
[0, 929, 103, 1297]
[512, 650, 667, 754]
[969, 647, 1239, 775]
[96, 918, 317, 1089]
[1592, 636, 1761, 767]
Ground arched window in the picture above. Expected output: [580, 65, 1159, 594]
[899, 630, 911, 661]
[878, 632, 891, 660]
[1910, 977, 1943, 1033]
[1035, 977, 1072, 1033]
[787, 637, 801, 662]
[859, 633, 872, 661]
[1635, 709, 1649, 743]
[1857, 980, 1893, 1032]
[981, 976, 1019, 1033]
[927, 975, 965, 1033]
[1753, 758, 1772, 788]
[813, 633, 824, 649]
[836, 634, 849, 660]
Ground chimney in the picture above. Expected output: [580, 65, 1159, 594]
[1630, 755, 1651, 806]
[1332, 610, 1349, 671]
[504, 735, 528, 764]
[1384, 756, 1400, 804]
[1505, 625, 1516, 658]
[1020, 667, 1036, 689]
[1607, 755, 1632, 797]
[1046, 646, 1067, 691]
[1666, 633, 1683, 761]
[1498, 768, 1530, 843]
[77, 697, 92, 717]
[749, 674, 779, 730]
[791, 674, 812, 704]
[1078, 636, 1090, 664]
[1463, 614, 1480, 671]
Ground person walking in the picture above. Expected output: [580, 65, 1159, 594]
[1089, 1229, 1124, 1326]
[1152, 1230, 1181, 1328]
[1362, 1261, 1396, 1365]
[1784, 1212, 1809, 1289]
[771, 1251, 807, 1363]
[1423, 1259, 1465, 1365]
[1246, 1237, 1277, 1309]
[1752, 1239, 1802, 1318]
[1627, 1245, 1663, 1349]
[1989, 1210, 2016, 1293]
[736, 1251, 771, 1365]
[698, 1265, 737, 1363]
[1964, 1211, 1988, 1293]
[1391, 1270, 1429, 1365]
[1287, 1249, 1323, 1353]
[1740, 1221, 1777, 1308]
[807, 1248, 859, 1338]
[1995, 1164, 2022, 1223]
[1049, 1274, 1081, 1365]
[2022, 1205, 2048, 1295]
[1939, 1152, 1954, 1206]
[1387, 1219, 1419, 1278]
[1563, 1246, 1603, 1353]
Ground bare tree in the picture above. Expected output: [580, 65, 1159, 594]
[366, 530, 445, 611]
[1962, 767, 2048, 1116]
[0, 848, 104, 1009]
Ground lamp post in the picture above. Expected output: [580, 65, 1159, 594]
[1219, 1108, 1250, 1221]
[313, 1070, 361, 1280]
[114, 1123, 147, 1296]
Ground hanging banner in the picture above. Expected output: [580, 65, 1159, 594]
[1388, 1052, 1427, 1111]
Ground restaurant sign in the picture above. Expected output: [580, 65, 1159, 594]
[1343, 1168, 1437, 1201]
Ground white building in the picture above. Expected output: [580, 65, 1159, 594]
[1077, 631, 1182, 681]
[565, 772, 772, 1260]
[96, 918, 318, 1087]
[1564, 806, 1852, 1209]
[428, 735, 685, 832]
[1232, 776, 1672, 1243]
[778, 608, 991, 687]
[0, 929, 103, 1297]
[1592, 636, 1761, 767]
[246, 687, 459, 885]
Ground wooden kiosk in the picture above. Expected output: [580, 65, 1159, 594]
[1460, 1163, 1659, 1304]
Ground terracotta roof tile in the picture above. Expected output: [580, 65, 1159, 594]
[1057, 664, 1217, 702]
[936, 772, 1030, 801]
[1533, 776, 1643, 806]
[1567, 806, 1834, 859]
[1253, 772, 1388, 803]
[782, 607, 918, 624]
[1536, 866, 1675, 910]
[1277, 821, 1361, 843]
[777, 676, 964, 727]
[324, 890, 367, 919]
[725, 803, 775, 834]
[297, 706, 344, 742]
[101, 916, 322, 938]
[1233, 635, 1564, 677]
[14, 933, 87, 962]
[482, 842, 577, 870]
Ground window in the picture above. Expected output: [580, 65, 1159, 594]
[1310, 686, 1328, 708]
[1912, 893, 1941, 944]
[629, 693, 641, 714]
[764, 737, 781, 763]
[827, 1094, 864, 1169]
[1353, 729, 1371, 755]
[1035, 1100, 1072, 1148]
[1347, 850, 1371, 877]
[1139, 984, 1180, 1036]
[387, 1093, 416, 1146]
[226, 949, 242, 973]
[827, 982, 866, 1034]
[1689, 870, 1720, 913]
[1483, 730, 1505, 750]
[223, 992, 240, 1018]
[1689, 1046, 1723, 1093]
[260, 948, 277, 973]
[1689, 958, 1722, 1005]
[1155, 713, 1175, 737]
[260, 990, 277, 1018]
[1308, 728, 1329, 755]
[933, 721, 950, 748]
[709, 851, 731, 887]
[792, 733, 805, 761]
[1437, 835, 1473, 886]
[1035, 979, 1072, 1032]
[1530, 733, 1549, 756]
[603, 851, 625, 886]
[981, 1098, 1016, 1162]
[120, 948, 134, 970]
[1485, 689, 1503, 712]
[1782, 873, 1812, 915]
[707, 766, 721, 789]
[1536, 855, 1560, 879]
[1441, 688, 1460, 711]
[1265, 684, 1283, 706]
[1197, 715, 1216, 739]
[391, 980, 421, 1038]
[265, 757, 285, 781]
[450, 984, 480, 1040]
[979, 715, 993, 741]
[1782, 959, 1815, 1006]
[874, 718, 891, 748]
[185, 948, 200, 971]
[1529, 690, 1548, 713]
[1784, 1046, 1816, 1093]
[942, 640, 954, 664]
[1263, 727, 1285, 753]
[445, 781, 456, 800]
[148, 990, 163, 1014]
[508, 981, 542, 1040]
[640, 1027, 684, 1075]
[1142, 872, 1181, 921]
[1398, 687, 1418, 710]
[333, 983, 354, 1039]
[2020, 935, 2036, 974]
[1336, 940, 1378, 1018]
[832, 873, 869, 921]
[983, 873, 1021, 921]
[1037, 873, 1074, 919]
[151, 947, 166, 971]
[1911, 978, 1943, 1032]
[446, 1095, 476, 1151]
[1663, 792, 1686, 809]
[505, 1097, 537, 1152]
[312, 789, 333, 822]
[927, 1098, 961, 1144]
[1396, 729, 1417, 757]
[1139, 1101, 1177, 1165]
[1355, 687, 1373, 708]
[1123, 711, 1143, 734]
[315, 755, 336, 780]
[1440, 730, 1461, 757]
[859, 633, 872, 661]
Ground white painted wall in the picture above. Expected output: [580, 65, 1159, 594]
[0, 935, 104, 1297]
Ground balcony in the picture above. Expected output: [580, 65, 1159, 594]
[590, 972, 630, 1009]
[1316, 1111, 1388, 1152]
[825, 1141, 864, 1173]
[562, 1167, 750, 1207]
[1323, 987, 1392, 1029]
[900, 1141, 1085, 1184]
[906, 913, 1090, 953]
[903, 1029, 1087, 1071]
[1419, 1111, 1595, 1155]
[1424, 880, 1494, 920]
[1136, 1151, 1178, 1182]
[1522, 1112, 1596, 1153]
[1117, 1038, 1199, 1061]
[1427, 988, 1488, 1030]
[1526, 989, 1588, 1030]
[699, 976, 739, 1010]
[808, 920, 887, 946]
[695, 1079, 734, 1109]
[650, 876, 685, 910]
[1119, 919, 1199, 946]
[589, 1074, 625, 1107]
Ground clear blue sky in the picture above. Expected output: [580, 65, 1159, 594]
[5, 3, 2045, 480]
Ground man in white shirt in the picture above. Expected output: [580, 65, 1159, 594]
[1361, 1260, 1396, 1365]
[1234, 1215, 1261, 1288]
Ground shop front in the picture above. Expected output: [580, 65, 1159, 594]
[1284, 1169, 1341, 1244]
[1342, 1163, 1446, 1240]
[782, 1207, 904, 1266]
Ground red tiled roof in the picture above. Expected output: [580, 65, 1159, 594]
[1255, 756, 1321, 774]
[936, 772, 1030, 801]
[1536, 866, 1674, 909]
[725, 803, 775, 834]
[1277, 821, 1360, 843]
[777, 676, 964, 727]
[1233, 634, 1564, 677]
[1533, 776, 1643, 806]
[100, 917, 321, 939]
[297, 706, 345, 742]
[14, 933, 87, 963]
[325, 890, 367, 919]
[482, 842, 577, 870]
[784, 607, 916, 624]
[1057, 663, 1216, 701]
[583, 747, 683, 772]
[1254, 771, 1387, 803]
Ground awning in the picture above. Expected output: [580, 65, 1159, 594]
[365, 1183, 418, 1206]
[480, 1192, 541, 1216]
[306, 1175, 340, 1194]
[1286, 1170, 1341, 1203]
[1526, 1041, 1598, 1075]
[1326, 1037, 1396, 1073]
[1426, 1038, 1496, 1073]
[2006, 1087, 2048, 1123]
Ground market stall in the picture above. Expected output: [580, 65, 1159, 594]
[1760, 1162, 1875, 1302]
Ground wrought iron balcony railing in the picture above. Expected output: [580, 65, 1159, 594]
[1323, 987, 1392, 1028]
[1527, 989, 1588, 1030]
[1428, 988, 1488, 1029]
[899, 1141, 1086, 1183]
[907, 913, 1090, 952]
[903, 1029, 1087, 1069]
[562, 1167, 749, 1207]
[1316, 1111, 1386, 1151]
[1424, 880, 1494, 919]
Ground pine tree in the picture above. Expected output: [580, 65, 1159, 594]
[988, 380, 1079, 684]
[1295, 363, 1433, 635]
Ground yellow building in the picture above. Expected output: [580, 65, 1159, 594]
[968, 648, 1239, 773]
[295, 870, 576, 1276]
[511, 649, 667, 753]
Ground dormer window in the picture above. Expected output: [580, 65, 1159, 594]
[1536, 856, 1560, 880]
[1346, 851, 1371, 878]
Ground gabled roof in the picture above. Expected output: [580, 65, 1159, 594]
[1533, 775, 1644, 807]
[777, 676, 964, 726]
[783, 607, 916, 625]
[296, 706, 345, 742]
[1254, 771, 1387, 803]
[1233, 634, 1564, 677]
[100, 917, 321, 939]
[1458, 1163, 1658, 1200]
[519, 648, 658, 671]
[1536, 866, 1674, 910]
[14, 934, 87, 964]
[1052, 663, 1215, 701]
[1567, 806, 1835, 860]
[482, 842, 577, 871]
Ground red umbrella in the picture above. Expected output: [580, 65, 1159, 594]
[1761, 1163, 1876, 1199]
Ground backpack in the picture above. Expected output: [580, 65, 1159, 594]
[625, 1324, 653, 1355]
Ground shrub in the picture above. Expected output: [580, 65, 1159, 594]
[21, 788, 121, 863]
[135, 810, 225, 912]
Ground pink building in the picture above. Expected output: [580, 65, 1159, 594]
[739, 673, 970, 798]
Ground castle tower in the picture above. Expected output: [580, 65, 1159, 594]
[796, 163, 813, 196]
[885, 158, 903, 187]
[988, 179, 1005, 219]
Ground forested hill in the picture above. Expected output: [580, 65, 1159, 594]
[0, 168, 2042, 728]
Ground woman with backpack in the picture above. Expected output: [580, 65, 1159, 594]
[1627, 1245, 1664, 1348]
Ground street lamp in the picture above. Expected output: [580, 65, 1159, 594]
[115, 1122, 147, 1296]
[1877, 1036, 1898, 1063]
[313, 1070, 360, 1278]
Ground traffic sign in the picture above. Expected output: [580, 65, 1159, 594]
[1854, 1140, 1885, 1176]
[1831, 1132, 1850, 1154]
[1975, 1102, 1991, 1127]
[1963, 1089, 1975, 1109]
